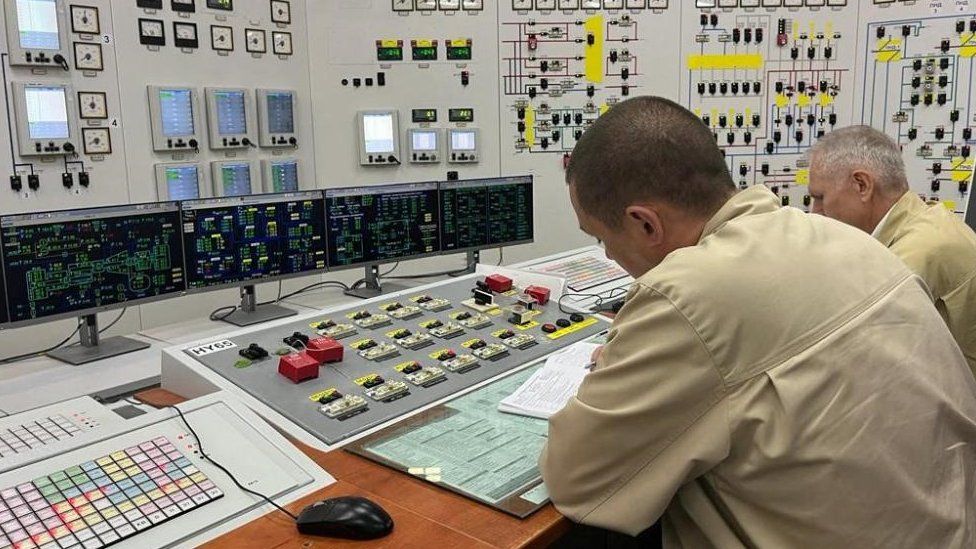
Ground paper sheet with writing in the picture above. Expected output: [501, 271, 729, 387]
[497, 342, 601, 419]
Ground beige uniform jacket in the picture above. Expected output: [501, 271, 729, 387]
[875, 191, 976, 377]
[540, 186, 976, 547]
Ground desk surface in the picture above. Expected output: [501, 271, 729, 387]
[137, 389, 570, 549]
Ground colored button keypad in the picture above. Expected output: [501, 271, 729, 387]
[0, 417, 81, 458]
[0, 437, 221, 549]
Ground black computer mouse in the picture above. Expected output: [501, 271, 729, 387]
[296, 496, 394, 540]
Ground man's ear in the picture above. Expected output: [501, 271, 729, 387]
[623, 205, 665, 246]
[850, 169, 876, 202]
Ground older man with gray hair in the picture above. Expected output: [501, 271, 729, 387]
[808, 125, 976, 376]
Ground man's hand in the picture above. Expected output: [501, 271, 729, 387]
[591, 345, 604, 365]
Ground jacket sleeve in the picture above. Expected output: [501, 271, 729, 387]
[941, 271, 976, 377]
[539, 284, 731, 536]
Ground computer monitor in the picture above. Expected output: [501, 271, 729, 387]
[0, 244, 8, 326]
[325, 182, 440, 297]
[0, 202, 186, 363]
[439, 175, 534, 254]
[262, 158, 299, 193]
[180, 191, 326, 325]
[155, 162, 203, 200]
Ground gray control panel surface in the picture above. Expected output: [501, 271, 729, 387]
[184, 276, 606, 445]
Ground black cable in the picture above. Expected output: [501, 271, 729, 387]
[0, 321, 82, 364]
[209, 305, 238, 322]
[557, 287, 629, 315]
[165, 404, 299, 521]
[98, 308, 127, 334]
[382, 263, 474, 280]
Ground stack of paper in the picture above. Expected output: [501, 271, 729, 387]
[497, 342, 601, 419]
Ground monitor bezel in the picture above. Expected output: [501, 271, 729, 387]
[0, 201, 187, 330]
[438, 175, 535, 255]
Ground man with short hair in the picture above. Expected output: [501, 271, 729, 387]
[808, 125, 976, 376]
[539, 96, 976, 547]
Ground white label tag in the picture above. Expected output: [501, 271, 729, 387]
[187, 340, 237, 357]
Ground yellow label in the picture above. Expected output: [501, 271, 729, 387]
[351, 338, 373, 349]
[429, 348, 451, 359]
[309, 319, 331, 329]
[687, 53, 763, 70]
[951, 158, 974, 182]
[775, 93, 789, 108]
[516, 320, 540, 331]
[449, 38, 469, 47]
[386, 328, 411, 338]
[380, 39, 399, 48]
[795, 169, 810, 186]
[415, 39, 433, 47]
[492, 329, 511, 337]
[488, 308, 503, 316]
[961, 33, 976, 58]
[421, 320, 441, 329]
[875, 38, 902, 63]
[395, 361, 420, 372]
[547, 317, 599, 340]
[584, 15, 605, 84]
[309, 388, 339, 402]
[354, 374, 380, 386]
[819, 93, 834, 107]
[798, 94, 811, 107]
[461, 338, 481, 348]
[944, 201, 958, 211]
[524, 105, 535, 149]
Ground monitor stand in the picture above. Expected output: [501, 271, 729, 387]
[345, 264, 409, 300]
[48, 314, 150, 366]
[462, 249, 481, 274]
[221, 285, 297, 327]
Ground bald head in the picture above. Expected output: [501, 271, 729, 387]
[808, 125, 910, 233]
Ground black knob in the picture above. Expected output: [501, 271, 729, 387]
[289, 137, 298, 146]
[62, 142, 75, 153]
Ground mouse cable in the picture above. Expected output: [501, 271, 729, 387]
[165, 404, 299, 521]
[557, 287, 629, 315]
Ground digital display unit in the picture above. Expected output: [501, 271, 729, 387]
[325, 182, 440, 268]
[212, 161, 254, 197]
[439, 175, 534, 252]
[158, 88, 195, 138]
[265, 91, 294, 134]
[0, 203, 186, 326]
[264, 159, 299, 193]
[25, 85, 69, 139]
[155, 163, 202, 200]
[213, 89, 247, 135]
[0, 242, 8, 326]
[180, 192, 326, 290]
[17, 0, 59, 50]
[362, 113, 395, 154]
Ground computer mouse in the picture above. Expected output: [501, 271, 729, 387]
[296, 496, 394, 540]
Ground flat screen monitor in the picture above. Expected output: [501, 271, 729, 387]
[265, 91, 294, 134]
[180, 191, 326, 289]
[17, 0, 59, 50]
[0, 202, 186, 326]
[159, 88, 196, 138]
[439, 175, 534, 252]
[325, 182, 440, 268]
[25, 85, 69, 140]
[213, 89, 247, 135]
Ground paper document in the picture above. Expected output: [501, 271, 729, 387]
[498, 342, 601, 419]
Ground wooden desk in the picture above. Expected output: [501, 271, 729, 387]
[136, 389, 570, 549]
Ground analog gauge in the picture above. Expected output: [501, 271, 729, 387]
[462, 0, 483, 9]
[603, 0, 624, 7]
[82, 128, 112, 155]
[582, 0, 601, 8]
[172, 0, 196, 13]
[70, 5, 100, 34]
[512, 0, 533, 9]
[415, 0, 436, 10]
[536, 0, 556, 9]
[211, 25, 233, 51]
[270, 0, 291, 23]
[625, 0, 644, 7]
[392, 0, 413, 10]
[245, 28, 267, 53]
[558, 0, 579, 9]
[439, 0, 460, 10]
[73, 42, 103, 70]
[139, 18, 165, 46]
[174, 22, 199, 48]
[78, 92, 108, 120]
[272, 31, 292, 55]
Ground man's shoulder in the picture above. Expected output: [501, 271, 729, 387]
[887, 205, 976, 293]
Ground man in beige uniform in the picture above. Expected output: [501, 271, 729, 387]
[808, 125, 976, 376]
[540, 96, 976, 547]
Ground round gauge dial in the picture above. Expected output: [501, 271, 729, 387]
[74, 42, 103, 70]
[416, 0, 436, 10]
[245, 28, 266, 53]
[512, 0, 533, 9]
[271, 0, 291, 23]
[462, 0, 484, 9]
[272, 32, 292, 55]
[439, 0, 460, 10]
[82, 128, 112, 155]
[78, 92, 108, 119]
[140, 19, 164, 37]
[175, 23, 197, 40]
[582, 0, 601, 8]
[393, 0, 413, 10]
[71, 5, 100, 34]
[603, 0, 624, 8]
[211, 25, 233, 51]
[558, 0, 579, 9]
[536, 0, 557, 9]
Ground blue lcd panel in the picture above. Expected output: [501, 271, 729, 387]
[265, 91, 294, 134]
[0, 203, 186, 325]
[163, 165, 201, 200]
[180, 192, 326, 289]
[214, 90, 247, 135]
[216, 163, 252, 196]
[17, 0, 60, 50]
[159, 88, 195, 138]
[269, 160, 298, 193]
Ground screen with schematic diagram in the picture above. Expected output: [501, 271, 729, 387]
[0, 203, 186, 326]
[16, 0, 59, 50]
[440, 176, 534, 253]
[180, 192, 327, 290]
[324, 182, 440, 268]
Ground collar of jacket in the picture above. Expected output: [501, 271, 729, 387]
[874, 191, 925, 247]
[697, 185, 780, 245]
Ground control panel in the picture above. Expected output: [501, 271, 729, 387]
[163, 273, 607, 448]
